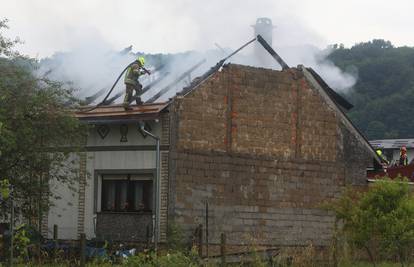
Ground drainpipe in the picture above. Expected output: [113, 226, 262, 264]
[139, 121, 160, 252]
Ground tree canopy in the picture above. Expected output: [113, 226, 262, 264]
[0, 19, 87, 226]
[327, 178, 414, 266]
[328, 39, 414, 139]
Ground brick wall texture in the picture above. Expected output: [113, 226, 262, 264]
[168, 64, 372, 247]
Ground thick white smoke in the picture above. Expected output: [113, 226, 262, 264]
[37, 17, 356, 103]
[38, 31, 136, 99]
[226, 17, 356, 92]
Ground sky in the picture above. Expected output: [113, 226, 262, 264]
[1, 0, 413, 57]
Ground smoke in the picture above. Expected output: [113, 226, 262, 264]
[38, 29, 136, 99]
[277, 44, 356, 91]
[37, 34, 224, 103]
[36, 16, 357, 104]
[225, 17, 356, 92]
[272, 18, 356, 91]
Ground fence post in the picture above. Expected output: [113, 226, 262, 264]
[220, 233, 226, 266]
[9, 192, 14, 267]
[198, 224, 203, 257]
[146, 225, 150, 249]
[205, 201, 209, 261]
[79, 233, 86, 267]
[53, 224, 58, 240]
[333, 220, 338, 267]
[53, 225, 58, 257]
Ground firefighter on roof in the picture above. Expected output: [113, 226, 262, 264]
[123, 56, 150, 110]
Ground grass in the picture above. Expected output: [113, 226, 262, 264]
[340, 263, 402, 267]
[0, 261, 406, 267]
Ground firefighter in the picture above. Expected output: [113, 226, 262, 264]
[123, 57, 149, 110]
[376, 149, 389, 165]
[399, 146, 409, 166]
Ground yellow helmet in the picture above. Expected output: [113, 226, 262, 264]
[137, 56, 145, 66]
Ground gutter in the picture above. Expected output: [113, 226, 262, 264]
[138, 121, 161, 252]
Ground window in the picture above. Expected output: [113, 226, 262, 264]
[101, 174, 153, 212]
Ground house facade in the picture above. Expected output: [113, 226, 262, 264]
[45, 104, 171, 242]
[45, 64, 379, 249]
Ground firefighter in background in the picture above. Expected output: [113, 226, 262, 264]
[399, 146, 409, 166]
[123, 57, 150, 110]
[376, 149, 389, 166]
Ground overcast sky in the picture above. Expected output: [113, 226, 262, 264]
[1, 0, 412, 57]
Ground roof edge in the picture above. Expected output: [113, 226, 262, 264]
[300, 65, 382, 165]
[75, 102, 170, 124]
[306, 67, 353, 111]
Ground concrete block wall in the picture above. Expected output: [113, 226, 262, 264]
[168, 64, 372, 248]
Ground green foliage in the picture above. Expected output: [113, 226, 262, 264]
[250, 250, 268, 267]
[13, 224, 31, 260]
[339, 263, 401, 267]
[0, 18, 20, 57]
[0, 19, 88, 223]
[124, 250, 199, 267]
[0, 178, 10, 200]
[167, 221, 185, 251]
[328, 39, 414, 139]
[327, 178, 414, 265]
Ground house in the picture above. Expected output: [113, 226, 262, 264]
[370, 139, 414, 165]
[44, 63, 380, 251]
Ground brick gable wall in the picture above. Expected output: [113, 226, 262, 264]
[168, 64, 371, 249]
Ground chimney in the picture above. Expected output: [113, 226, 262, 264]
[252, 17, 275, 68]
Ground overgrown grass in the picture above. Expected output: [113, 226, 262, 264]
[0, 258, 410, 267]
[340, 263, 401, 267]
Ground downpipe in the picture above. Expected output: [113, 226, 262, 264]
[139, 121, 160, 252]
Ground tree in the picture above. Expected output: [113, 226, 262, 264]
[328, 39, 414, 139]
[0, 19, 87, 230]
[365, 121, 386, 140]
[327, 178, 414, 267]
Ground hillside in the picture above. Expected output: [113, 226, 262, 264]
[327, 39, 414, 139]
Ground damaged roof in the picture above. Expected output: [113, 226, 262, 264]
[75, 102, 169, 124]
[305, 68, 353, 111]
[75, 62, 381, 164]
[300, 66, 382, 164]
[370, 139, 414, 149]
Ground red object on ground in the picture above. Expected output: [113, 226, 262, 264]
[367, 164, 414, 181]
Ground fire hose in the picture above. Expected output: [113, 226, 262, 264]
[81, 62, 150, 113]
[81, 34, 287, 112]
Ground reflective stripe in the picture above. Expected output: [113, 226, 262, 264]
[124, 63, 141, 84]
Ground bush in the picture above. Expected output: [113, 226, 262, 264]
[124, 249, 199, 267]
[167, 221, 185, 251]
[326, 177, 414, 266]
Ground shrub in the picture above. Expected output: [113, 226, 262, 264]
[326, 177, 414, 266]
[124, 250, 199, 267]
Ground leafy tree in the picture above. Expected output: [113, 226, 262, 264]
[366, 121, 386, 140]
[0, 19, 87, 230]
[0, 178, 10, 200]
[0, 19, 19, 57]
[328, 39, 414, 139]
[327, 178, 414, 267]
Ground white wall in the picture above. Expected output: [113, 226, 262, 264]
[47, 120, 162, 240]
[46, 154, 80, 240]
[87, 122, 162, 147]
